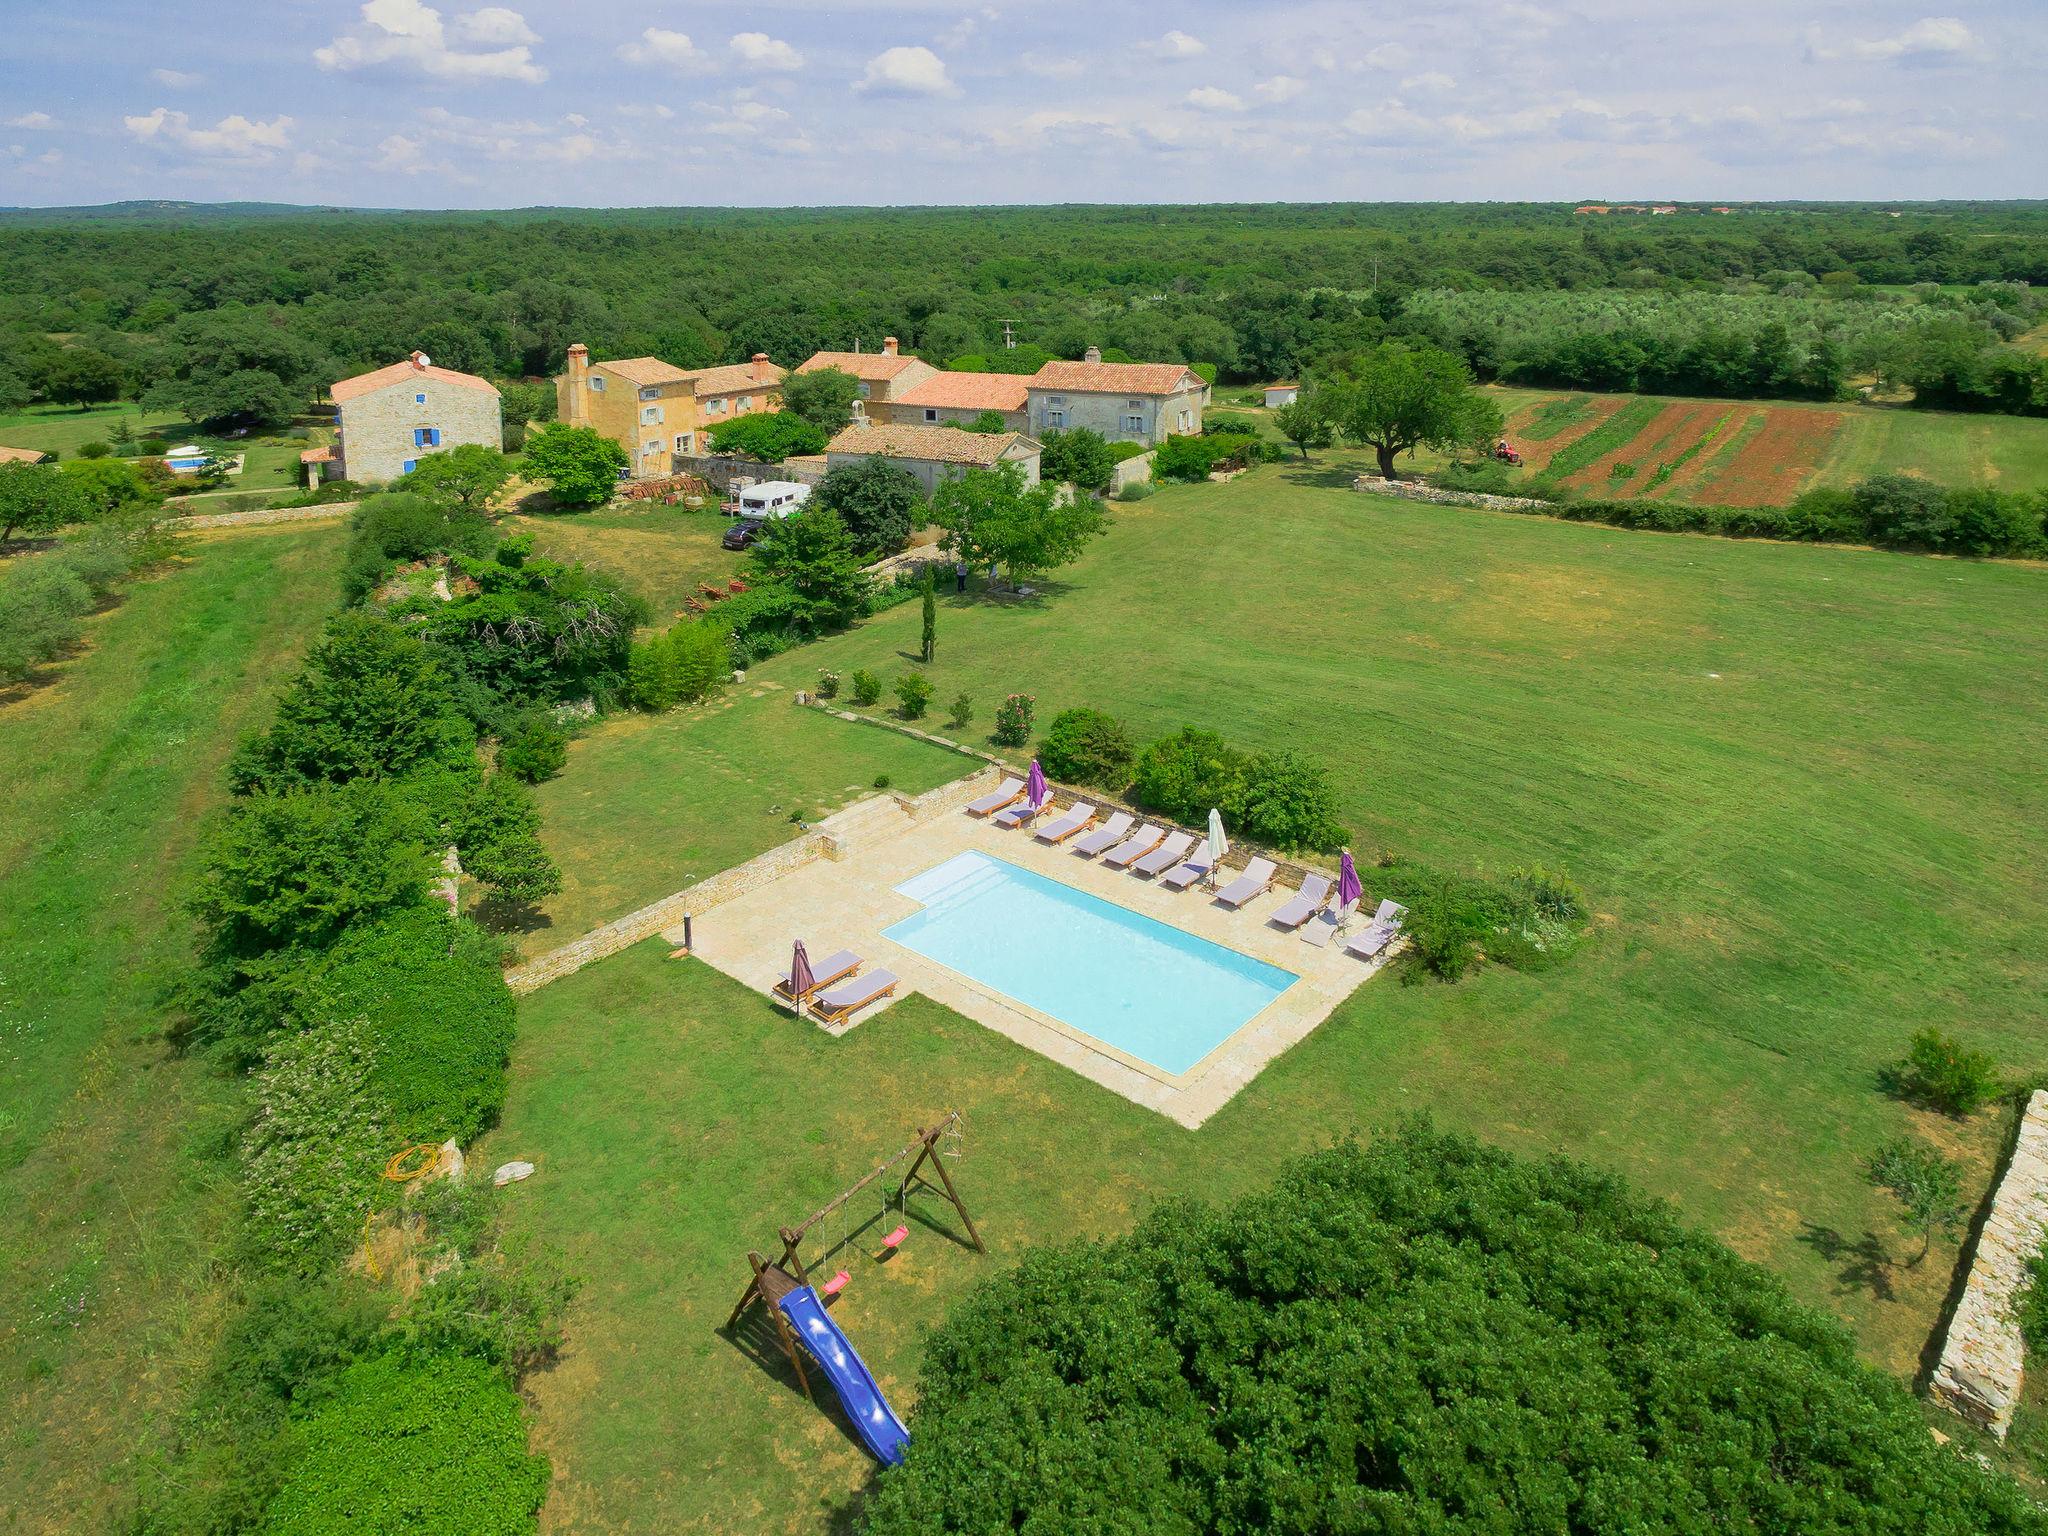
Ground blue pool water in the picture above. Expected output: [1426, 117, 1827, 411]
[885, 852, 1296, 1076]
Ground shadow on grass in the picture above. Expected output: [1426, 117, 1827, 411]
[1276, 463, 1366, 491]
[473, 893, 555, 939]
[1795, 1222, 1899, 1302]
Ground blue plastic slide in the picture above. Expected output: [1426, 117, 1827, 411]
[777, 1285, 910, 1466]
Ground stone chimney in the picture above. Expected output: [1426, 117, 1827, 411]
[1084, 345, 1101, 364]
[752, 351, 772, 381]
[564, 343, 590, 425]
[409, 349, 429, 370]
[881, 336, 899, 357]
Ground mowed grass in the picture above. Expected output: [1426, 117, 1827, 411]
[495, 466, 2048, 1532]
[0, 401, 309, 499]
[0, 525, 344, 1532]
[500, 697, 974, 956]
[508, 504, 749, 625]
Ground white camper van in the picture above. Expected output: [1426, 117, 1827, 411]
[731, 480, 811, 519]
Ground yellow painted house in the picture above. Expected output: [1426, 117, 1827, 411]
[556, 344, 787, 479]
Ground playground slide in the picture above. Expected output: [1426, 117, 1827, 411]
[777, 1286, 911, 1467]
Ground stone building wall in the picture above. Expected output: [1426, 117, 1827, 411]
[339, 378, 500, 485]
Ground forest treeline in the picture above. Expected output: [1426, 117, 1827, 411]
[0, 201, 2044, 424]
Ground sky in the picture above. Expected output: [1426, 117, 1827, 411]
[0, 1, 2039, 209]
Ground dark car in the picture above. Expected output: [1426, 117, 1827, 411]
[722, 518, 768, 551]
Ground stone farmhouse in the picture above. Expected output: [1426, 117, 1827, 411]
[824, 422, 1041, 495]
[557, 345, 786, 479]
[322, 352, 502, 485]
[892, 371, 1030, 432]
[1026, 349, 1207, 444]
[794, 338, 935, 426]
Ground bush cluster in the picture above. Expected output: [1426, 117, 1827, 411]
[0, 516, 180, 683]
[992, 692, 1034, 747]
[1882, 1025, 2003, 1117]
[626, 620, 728, 712]
[1154, 430, 1275, 482]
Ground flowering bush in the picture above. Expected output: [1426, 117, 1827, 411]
[994, 693, 1034, 747]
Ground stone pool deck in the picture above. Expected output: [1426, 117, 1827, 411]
[663, 778, 1390, 1128]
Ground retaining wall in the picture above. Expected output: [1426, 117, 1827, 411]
[1351, 476, 1552, 513]
[179, 502, 358, 529]
[1930, 1090, 2048, 1437]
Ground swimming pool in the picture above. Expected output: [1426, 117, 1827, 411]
[886, 852, 1297, 1076]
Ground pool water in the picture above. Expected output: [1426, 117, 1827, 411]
[886, 853, 1296, 1076]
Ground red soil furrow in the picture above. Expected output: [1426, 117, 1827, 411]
[1561, 402, 1696, 495]
[1657, 405, 1757, 499]
[1513, 396, 1627, 471]
[1702, 409, 1845, 507]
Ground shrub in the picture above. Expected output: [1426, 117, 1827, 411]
[390, 1181, 579, 1377]
[1867, 1137, 1968, 1263]
[0, 555, 93, 682]
[340, 490, 496, 604]
[238, 1018, 389, 1275]
[859, 1128, 2041, 1536]
[1036, 707, 1136, 790]
[1238, 748, 1347, 853]
[812, 455, 923, 557]
[456, 774, 562, 907]
[496, 713, 568, 784]
[1131, 726, 1248, 825]
[850, 668, 882, 706]
[261, 1353, 550, 1536]
[816, 669, 841, 700]
[1039, 428, 1116, 492]
[893, 672, 934, 719]
[1115, 480, 1156, 503]
[1884, 1026, 2001, 1116]
[947, 693, 974, 731]
[140, 436, 170, 455]
[993, 692, 1034, 747]
[2019, 1250, 2048, 1353]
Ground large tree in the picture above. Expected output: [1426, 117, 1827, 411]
[43, 347, 125, 410]
[521, 423, 627, 509]
[861, 1126, 2043, 1536]
[396, 443, 513, 513]
[708, 412, 827, 463]
[811, 453, 924, 557]
[748, 506, 870, 635]
[931, 462, 1105, 583]
[777, 366, 861, 435]
[0, 460, 90, 542]
[1325, 342, 1502, 479]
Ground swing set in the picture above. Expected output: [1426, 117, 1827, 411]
[726, 1110, 983, 1400]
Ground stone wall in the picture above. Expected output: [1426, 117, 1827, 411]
[1930, 1090, 2048, 1437]
[179, 503, 357, 530]
[1352, 475, 1554, 513]
[1108, 449, 1156, 492]
[339, 377, 500, 485]
[673, 454, 826, 492]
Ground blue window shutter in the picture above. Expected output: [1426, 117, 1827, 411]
[403, 459, 417, 474]
[429, 428, 441, 446]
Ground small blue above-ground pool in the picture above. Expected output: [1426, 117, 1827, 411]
[886, 852, 1296, 1076]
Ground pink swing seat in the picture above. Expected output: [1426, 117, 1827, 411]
[881, 1225, 909, 1250]
[821, 1269, 852, 1296]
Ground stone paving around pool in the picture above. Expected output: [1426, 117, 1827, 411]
[662, 772, 1392, 1128]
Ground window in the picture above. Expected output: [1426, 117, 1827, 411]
[924, 408, 938, 422]
[739, 396, 753, 412]
[1178, 409, 1192, 432]
[412, 427, 442, 447]
[414, 392, 426, 405]
[674, 433, 692, 453]
[640, 387, 661, 401]
[1127, 398, 1142, 409]
[1047, 410, 1066, 429]
[640, 404, 662, 425]
[589, 376, 605, 392]
[1048, 395, 1065, 405]
[1122, 415, 1144, 434]
[706, 398, 726, 416]
[402, 459, 417, 474]
[857, 382, 871, 398]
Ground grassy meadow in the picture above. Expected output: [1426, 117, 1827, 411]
[0, 401, 309, 500]
[490, 461, 2048, 1531]
[0, 525, 345, 1532]
[506, 503, 747, 624]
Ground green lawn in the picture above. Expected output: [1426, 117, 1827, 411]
[507, 503, 748, 625]
[1814, 403, 2048, 491]
[0, 401, 312, 503]
[492, 458, 2048, 1531]
[0, 524, 345, 1532]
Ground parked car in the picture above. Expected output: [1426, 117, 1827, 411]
[722, 517, 768, 551]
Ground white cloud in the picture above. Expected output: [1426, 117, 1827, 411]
[1401, 71, 1457, 92]
[150, 68, 202, 88]
[935, 8, 996, 51]
[1810, 15, 1984, 64]
[730, 32, 804, 70]
[1022, 51, 1087, 79]
[856, 46, 958, 97]
[316, 0, 546, 83]
[705, 100, 789, 137]
[1145, 29, 1206, 61]
[1187, 86, 1245, 112]
[123, 107, 294, 158]
[1361, 43, 1411, 70]
[5, 111, 55, 130]
[378, 133, 427, 171]
[1252, 75, 1306, 104]
[617, 27, 705, 71]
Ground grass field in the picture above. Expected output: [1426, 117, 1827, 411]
[507, 503, 747, 624]
[494, 462, 2048, 1531]
[0, 525, 345, 1533]
[0, 401, 309, 499]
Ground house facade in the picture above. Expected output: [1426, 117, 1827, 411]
[329, 352, 502, 485]
[795, 338, 936, 426]
[892, 370, 1030, 432]
[1262, 383, 1299, 408]
[1025, 349, 1207, 445]
[557, 345, 786, 478]
[824, 422, 1041, 496]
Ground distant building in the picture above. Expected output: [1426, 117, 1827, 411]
[556, 346, 785, 478]
[1025, 348, 1207, 445]
[795, 337, 936, 426]
[1262, 382, 1299, 408]
[892, 370, 1030, 432]
[329, 351, 501, 485]
[824, 422, 1041, 495]
[0, 443, 50, 465]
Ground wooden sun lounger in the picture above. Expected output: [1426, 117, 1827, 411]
[1132, 831, 1196, 877]
[1269, 874, 1333, 930]
[1215, 857, 1277, 908]
[1161, 850, 1215, 890]
[992, 797, 1042, 829]
[964, 777, 1024, 816]
[809, 968, 900, 1024]
[1033, 802, 1095, 843]
[773, 949, 860, 1004]
[1103, 824, 1168, 869]
[1072, 812, 1135, 858]
[1345, 901, 1408, 961]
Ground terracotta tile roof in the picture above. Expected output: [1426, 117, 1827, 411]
[299, 446, 335, 464]
[798, 350, 922, 382]
[0, 443, 49, 464]
[1030, 360, 1204, 396]
[826, 423, 1038, 466]
[894, 371, 1029, 413]
[332, 355, 500, 404]
[688, 358, 785, 396]
[596, 356, 694, 387]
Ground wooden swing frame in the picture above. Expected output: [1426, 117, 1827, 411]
[726, 1111, 983, 1398]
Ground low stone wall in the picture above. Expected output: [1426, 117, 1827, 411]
[1931, 1091, 2048, 1437]
[1108, 449, 1156, 492]
[179, 502, 358, 529]
[672, 454, 826, 492]
[1352, 476, 1551, 513]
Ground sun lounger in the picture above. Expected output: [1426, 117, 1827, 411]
[1160, 849, 1215, 890]
[1103, 824, 1168, 869]
[1345, 901, 1409, 961]
[773, 948, 860, 1004]
[1269, 874, 1333, 930]
[809, 968, 900, 1024]
[1033, 802, 1095, 843]
[1214, 857, 1277, 908]
[964, 777, 1024, 816]
[1132, 831, 1196, 877]
[991, 797, 1042, 829]
[1071, 811, 1135, 858]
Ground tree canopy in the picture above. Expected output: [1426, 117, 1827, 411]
[862, 1125, 2045, 1536]
[1324, 342, 1503, 478]
[748, 506, 870, 635]
[811, 453, 924, 558]
[395, 443, 513, 512]
[521, 423, 626, 508]
[708, 411, 828, 463]
[778, 366, 860, 434]
[932, 462, 1105, 583]
[0, 460, 91, 541]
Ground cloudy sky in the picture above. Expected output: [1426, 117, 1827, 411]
[0, 1, 2037, 208]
